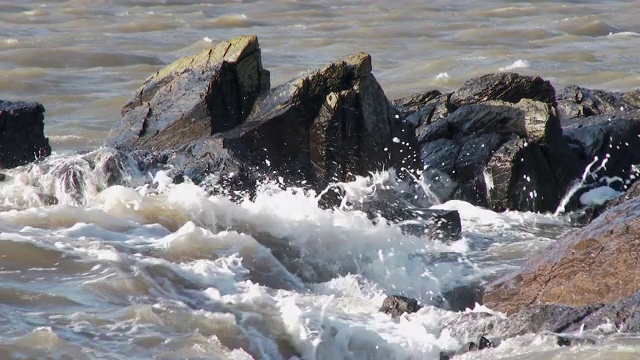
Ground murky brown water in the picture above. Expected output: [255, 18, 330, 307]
[1, 2, 640, 359]
[1, 0, 639, 152]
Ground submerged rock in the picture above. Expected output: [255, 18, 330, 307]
[483, 196, 640, 314]
[379, 295, 421, 318]
[0, 100, 51, 169]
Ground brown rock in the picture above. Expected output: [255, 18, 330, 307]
[107, 35, 269, 151]
[483, 197, 640, 314]
[449, 72, 555, 109]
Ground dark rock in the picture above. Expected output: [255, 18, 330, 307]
[449, 73, 555, 110]
[106, 35, 270, 152]
[413, 93, 580, 212]
[556, 336, 572, 347]
[396, 208, 462, 240]
[393, 89, 442, 122]
[446, 336, 494, 358]
[420, 138, 460, 174]
[556, 84, 640, 120]
[156, 50, 418, 192]
[0, 173, 5, 181]
[0, 100, 51, 169]
[483, 196, 640, 314]
[349, 192, 462, 240]
[379, 295, 421, 318]
[395, 92, 452, 137]
[562, 110, 640, 188]
[442, 282, 484, 312]
[565, 290, 640, 333]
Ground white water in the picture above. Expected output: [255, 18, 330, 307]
[0, 149, 595, 359]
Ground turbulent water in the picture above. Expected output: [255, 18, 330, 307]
[1, 1, 640, 359]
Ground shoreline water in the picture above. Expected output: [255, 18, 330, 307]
[2, 1, 640, 359]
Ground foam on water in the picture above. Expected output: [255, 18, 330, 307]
[0, 154, 600, 359]
[499, 59, 531, 72]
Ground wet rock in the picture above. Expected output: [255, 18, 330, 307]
[225, 52, 419, 188]
[412, 94, 579, 212]
[106, 35, 270, 151]
[556, 85, 640, 120]
[483, 196, 640, 314]
[0, 173, 5, 182]
[442, 282, 484, 312]
[562, 110, 640, 189]
[396, 208, 462, 240]
[379, 295, 421, 318]
[154, 51, 416, 192]
[439, 336, 494, 360]
[0, 100, 51, 169]
[449, 72, 555, 109]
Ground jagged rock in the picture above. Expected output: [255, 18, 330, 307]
[483, 196, 640, 314]
[106, 36, 418, 195]
[562, 110, 640, 189]
[410, 88, 579, 212]
[106, 35, 270, 151]
[449, 72, 555, 110]
[556, 85, 640, 120]
[0, 100, 51, 169]
[379, 295, 421, 318]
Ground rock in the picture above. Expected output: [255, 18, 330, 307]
[106, 35, 270, 151]
[106, 36, 419, 196]
[556, 85, 640, 120]
[562, 110, 640, 189]
[225, 52, 418, 187]
[396, 208, 462, 240]
[442, 282, 484, 312]
[449, 72, 555, 110]
[483, 196, 640, 314]
[148, 50, 416, 192]
[379, 295, 421, 318]
[394, 91, 451, 133]
[0, 100, 51, 169]
[411, 91, 579, 212]
[439, 336, 493, 360]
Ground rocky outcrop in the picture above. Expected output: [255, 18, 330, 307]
[106, 35, 270, 151]
[107, 36, 417, 196]
[0, 100, 51, 169]
[483, 196, 640, 314]
[396, 73, 580, 212]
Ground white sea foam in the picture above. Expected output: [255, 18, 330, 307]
[0, 160, 581, 359]
[579, 186, 622, 206]
[499, 59, 531, 72]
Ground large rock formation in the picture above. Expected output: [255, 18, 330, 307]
[0, 100, 51, 169]
[107, 36, 417, 194]
[483, 196, 640, 314]
[395, 73, 580, 212]
[106, 35, 270, 151]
